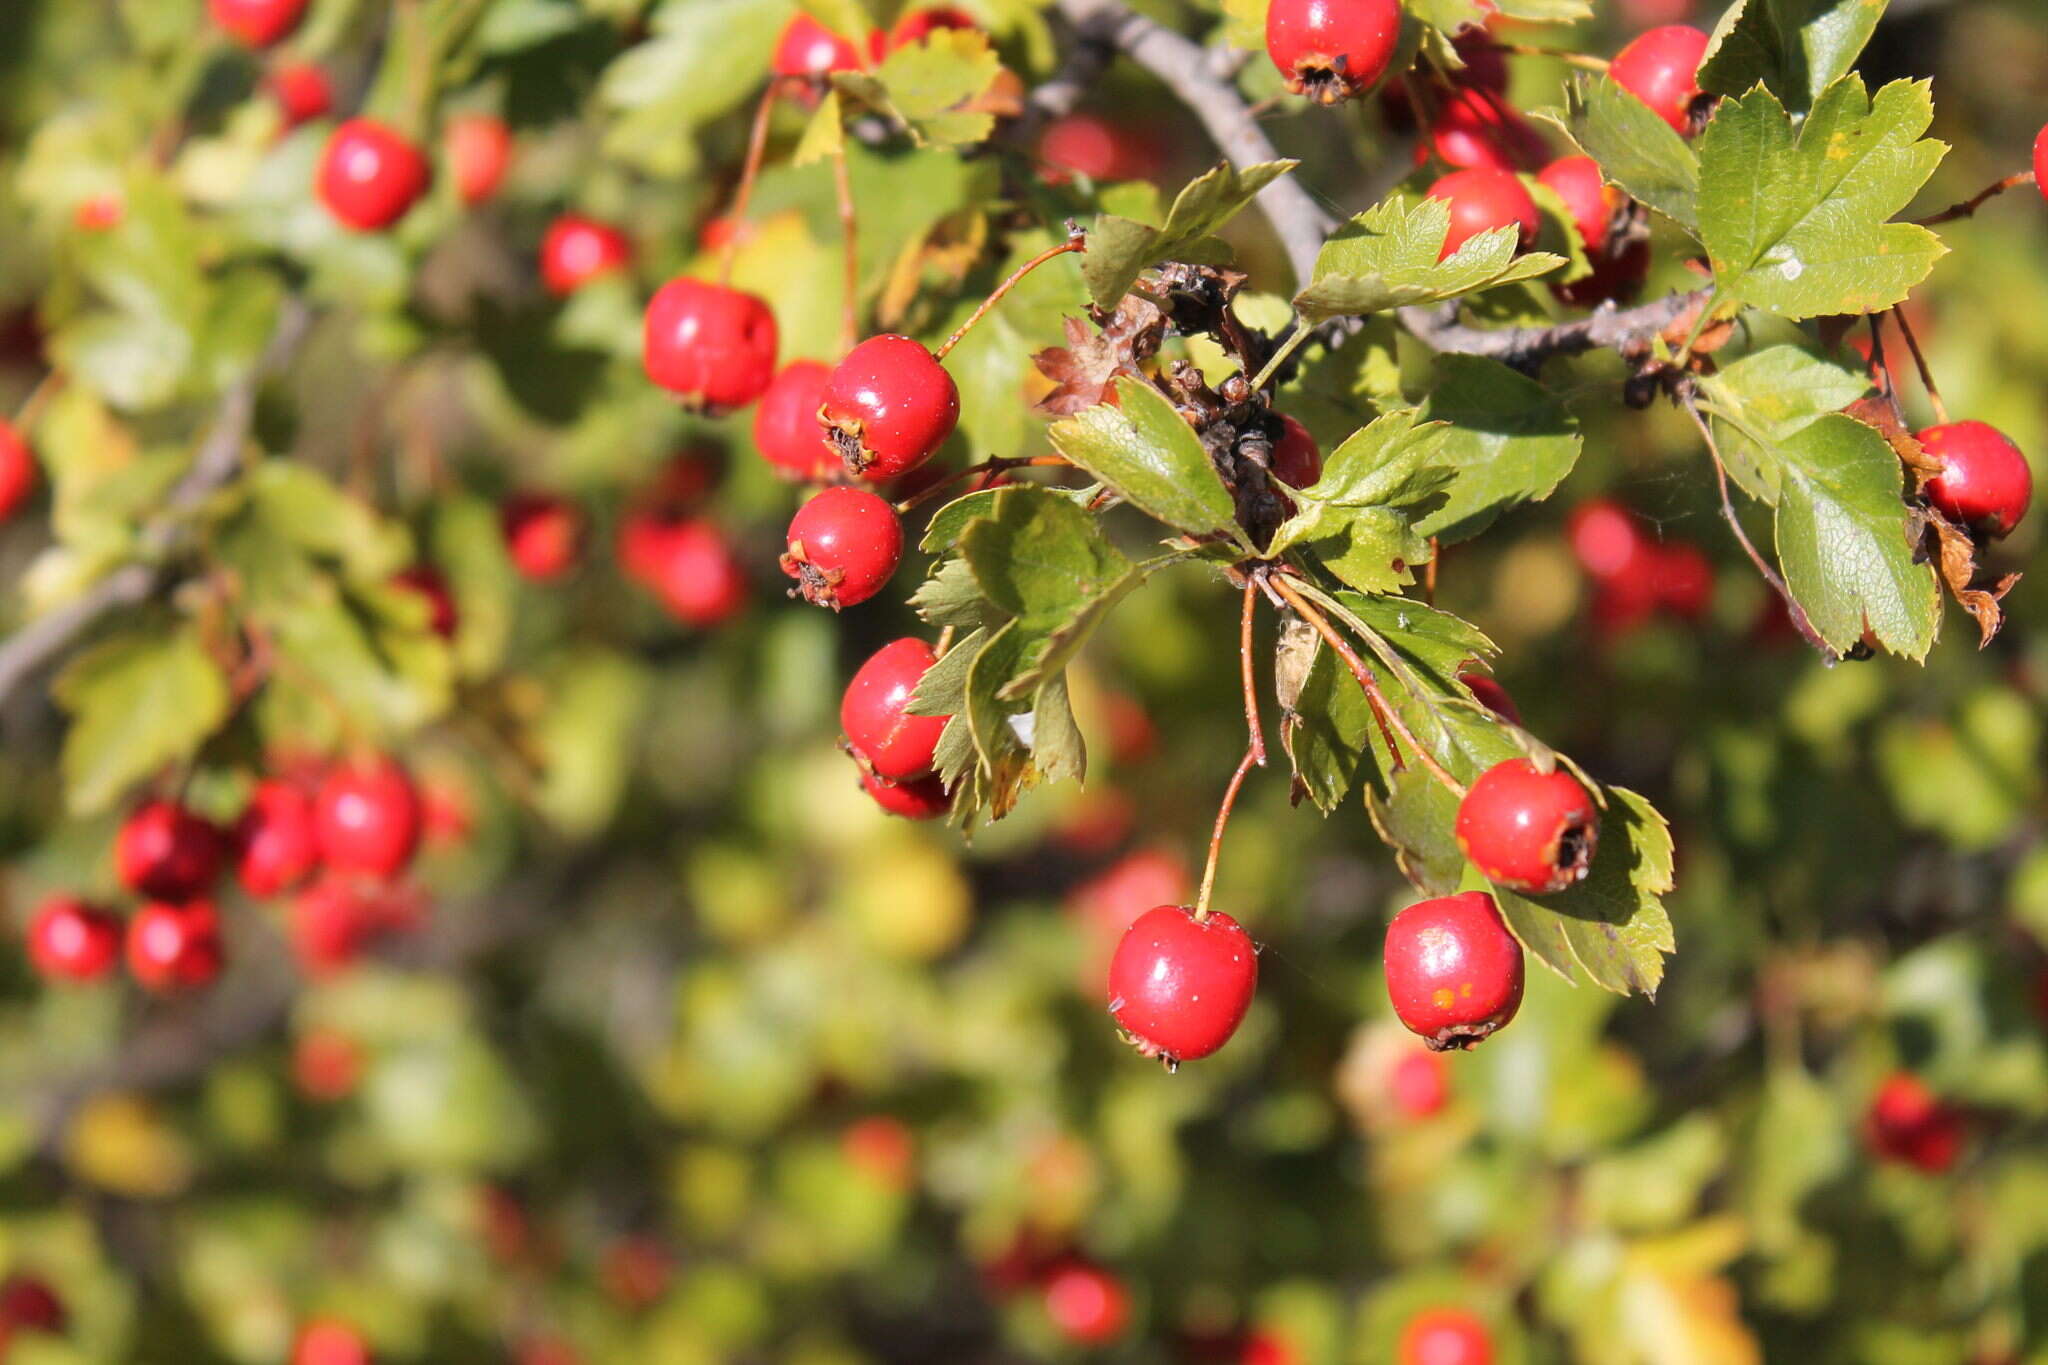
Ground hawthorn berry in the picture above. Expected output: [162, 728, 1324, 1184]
[861, 770, 953, 820]
[1067, 848, 1189, 940]
[293, 1026, 364, 1102]
[819, 335, 961, 478]
[1242, 1330, 1305, 1365]
[1457, 668, 1520, 725]
[642, 278, 779, 412]
[625, 515, 749, 627]
[888, 7, 979, 49]
[1272, 414, 1323, 487]
[26, 897, 123, 983]
[1264, 0, 1402, 106]
[267, 61, 333, 128]
[1041, 1261, 1131, 1345]
[447, 112, 513, 207]
[841, 638, 950, 781]
[290, 876, 375, 977]
[600, 1236, 672, 1309]
[1565, 497, 1650, 581]
[0, 418, 38, 524]
[1383, 891, 1524, 1048]
[782, 486, 904, 609]
[235, 778, 318, 898]
[841, 1115, 917, 1189]
[1608, 24, 1711, 134]
[314, 756, 423, 880]
[1397, 1307, 1495, 1365]
[502, 492, 583, 582]
[541, 214, 632, 296]
[115, 799, 226, 901]
[1537, 155, 1619, 254]
[1865, 1072, 1967, 1173]
[292, 1318, 371, 1365]
[1390, 1048, 1450, 1118]
[127, 899, 225, 992]
[1425, 168, 1540, 261]
[1917, 420, 2033, 539]
[391, 564, 458, 638]
[1421, 87, 1547, 174]
[1380, 28, 1506, 133]
[1455, 758, 1599, 894]
[0, 1275, 66, 1336]
[317, 119, 432, 232]
[1037, 113, 1161, 183]
[772, 15, 867, 82]
[2036, 123, 2048, 205]
[752, 361, 841, 480]
[1105, 905, 1259, 1064]
[1649, 541, 1714, 619]
[209, 0, 307, 46]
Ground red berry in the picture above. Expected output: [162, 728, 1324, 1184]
[1425, 168, 1540, 261]
[1397, 1307, 1494, 1365]
[1391, 1048, 1450, 1118]
[1537, 155, 1618, 254]
[642, 278, 779, 412]
[391, 564, 458, 638]
[267, 61, 333, 127]
[1457, 668, 1520, 725]
[1068, 849, 1189, 937]
[1383, 891, 1524, 1048]
[0, 419, 38, 524]
[126, 900, 225, 992]
[1037, 113, 1162, 183]
[1865, 1072, 1967, 1173]
[0, 1275, 66, 1335]
[293, 1026, 363, 1101]
[1242, 1330, 1304, 1365]
[860, 770, 952, 820]
[541, 214, 632, 295]
[1566, 497, 1650, 581]
[819, 335, 960, 479]
[292, 1319, 371, 1365]
[772, 15, 867, 81]
[624, 516, 749, 627]
[2036, 124, 2048, 205]
[1265, 0, 1402, 105]
[1455, 758, 1599, 894]
[1272, 414, 1322, 487]
[1042, 1261, 1131, 1345]
[317, 119, 431, 231]
[841, 1115, 916, 1189]
[1105, 905, 1259, 1064]
[72, 196, 124, 232]
[1420, 87, 1547, 173]
[1650, 541, 1714, 619]
[502, 492, 583, 582]
[842, 639, 950, 782]
[1608, 24, 1710, 134]
[235, 778, 318, 898]
[600, 1237, 672, 1309]
[446, 113, 512, 207]
[26, 897, 122, 982]
[314, 756, 423, 880]
[1917, 420, 2033, 539]
[209, 0, 307, 46]
[889, 7, 978, 48]
[115, 800, 225, 901]
[782, 486, 904, 609]
[752, 361, 841, 480]
[1381, 28, 1505, 133]
[289, 876, 374, 977]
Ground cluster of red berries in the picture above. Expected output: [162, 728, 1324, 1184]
[1566, 498, 1716, 633]
[770, 8, 981, 88]
[1864, 1072, 1969, 1174]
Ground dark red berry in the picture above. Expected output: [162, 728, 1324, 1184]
[446, 112, 512, 207]
[1457, 668, 1520, 724]
[1420, 87, 1547, 173]
[1609, 24, 1710, 134]
[1390, 1048, 1449, 1118]
[502, 492, 583, 582]
[752, 361, 841, 479]
[643, 278, 779, 412]
[0, 419, 37, 523]
[115, 800, 225, 901]
[1272, 414, 1322, 487]
[772, 15, 867, 81]
[267, 61, 333, 128]
[600, 1236, 672, 1308]
[317, 118, 431, 231]
[236, 778, 318, 898]
[391, 564, 458, 638]
[1455, 758, 1599, 894]
[1265, 0, 1402, 105]
[314, 756, 423, 880]
[819, 335, 960, 478]
[1537, 155, 1618, 254]
[1397, 1307, 1494, 1365]
[1425, 168, 1539, 261]
[1865, 1072, 1966, 1173]
[127, 899, 225, 992]
[861, 770, 952, 820]
[1105, 904, 1259, 1064]
[622, 515, 749, 627]
[1649, 541, 1714, 619]
[1042, 1261, 1130, 1345]
[209, 0, 307, 46]
[1566, 497, 1650, 581]
[781, 486, 903, 609]
[541, 214, 632, 295]
[27, 897, 122, 982]
[292, 1319, 371, 1365]
[841, 638, 949, 782]
[0, 1275, 67, 1335]
[1383, 891, 1524, 1049]
[889, 7, 978, 48]
[1917, 420, 2032, 538]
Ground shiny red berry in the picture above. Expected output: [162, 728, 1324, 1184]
[209, 0, 307, 46]
[889, 7, 978, 48]
[643, 278, 779, 412]
[1272, 414, 1322, 487]
[115, 800, 225, 901]
[235, 778, 318, 898]
[1865, 1072, 1966, 1173]
[317, 119, 431, 231]
[752, 361, 840, 479]
[1397, 1307, 1494, 1365]
[1566, 497, 1650, 581]
[1420, 87, 1546, 173]
[860, 770, 952, 820]
[1391, 1048, 1450, 1118]
[447, 113, 512, 207]
[1425, 168, 1539, 261]
[1917, 420, 2032, 538]
[314, 756, 422, 880]
[2036, 124, 2048, 205]
[1537, 155, 1618, 254]
[782, 486, 903, 610]
[772, 15, 867, 81]
[292, 1319, 371, 1365]
[819, 335, 960, 478]
[391, 564, 458, 638]
[625, 515, 749, 628]
[1458, 668, 1520, 725]
[0, 419, 37, 524]
[27, 897, 122, 982]
[1456, 759, 1599, 894]
[841, 638, 949, 782]
[1106, 905, 1259, 1064]
[1609, 24, 1710, 134]
[267, 61, 333, 127]
[1383, 891, 1524, 1049]
[0, 1274, 66, 1335]
[541, 214, 632, 295]
[502, 492, 582, 582]
[1042, 1261, 1131, 1345]
[127, 899, 225, 992]
[1265, 0, 1402, 105]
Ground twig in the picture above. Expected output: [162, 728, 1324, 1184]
[1393, 287, 1714, 370]
[719, 83, 779, 286]
[1193, 743, 1259, 920]
[831, 144, 861, 354]
[1912, 170, 2035, 227]
[1239, 576, 1266, 767]
[933, 232, 1087, 361]
[1889, 305, 1948, 425]
[893, 455, 1072, 513]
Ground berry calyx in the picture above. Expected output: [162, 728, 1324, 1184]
[1105, 904, 1259, 1065]
[1455, 758, 1599, 894]
[115, 799, 225, 901]
[235, 778, 318, 898]
[642, 278, 779, 412]
[126, 899, 225, 992]
[0, 418, 38, 524]
[292, 1318, 372, 1365]
[501, 492, 583, 582]
[1383, 891, 1525, 1049]
[772, 15, 867, 83]
[314, 756, 423, 881]
[752, 360, 841, 480]
[1608, 24, 1711, 134]
[446, 112, 513, 207]
[267, 61, 333, 128]
[1421, 87, 1547, 174]
[209, 0, 307, 47]
[860, 770, 952, 820]
[841, 638, 949, 782]
[1865, 1072, 1967, 1173]
[818, 335, 961, 479]
[621, 514, 749, 628]
[1041, 1261, 1131, 1345]
[540, 214, 632, 296]
[1272, 414, 1323, 487]
[1917, 420, 2033, 539]
[781, 486, 904, 609]
[1425, 168, 1540, 261]
[317, 119, 432, 231]
[1537, 155, 1619, 254]
[1265, 0, 1402, 106]
[1458, 668, 1520, 725]
[1397, 1307, 1495, 1365]
[27, 897, 123, 982]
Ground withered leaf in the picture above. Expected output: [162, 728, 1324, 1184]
[1031, 294, 1167, 415]
[1922, 509, 2020, 647]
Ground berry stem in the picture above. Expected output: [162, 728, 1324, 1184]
[1912, 170, 2036, 227]
[831, 143, 861, 355]
[1239, 576, 1267, 768]
[892, 455, 1072, 514]
[1889, 305, 1949, 426]
[1193, 742, 1260, 922]
[932, 229, 1087, 362]
[719, 83, 780, 286]
[1247, 320, 1311, 393]
[11, 370, 62, 432]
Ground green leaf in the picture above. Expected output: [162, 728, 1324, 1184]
[961, 620, 1036, 821]
[909, 557, 1003, 630]
[53, 626, 231, 815]
[1412, 355, 1583, 543]
[597, 0, 796, 175]
[1047, 377, 1239, 540]
[1031, 672, 1086, 785]
[1697, 344, 1872, 504]
[1081, 160, 1298, 309]
[907, 627, 984, 717]
[530, 649, 650, 837]
[921, 489, 1006, 553]
[1293, 195, 1567, 322]
[1700, 0, 1887, 117]
[832, 28, 1003, 147]
[428, 494, 517, 681]
[266, 578, 455, 736]
[1267, 411, 1455, 586]
[791, 90, 845, 168]
[1279, 624, 1372, 813]
[1697, 77, 1947, 319]
[1539, 78, 1701, 235]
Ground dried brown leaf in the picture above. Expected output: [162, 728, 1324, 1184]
[1031, 295, 1166, 415]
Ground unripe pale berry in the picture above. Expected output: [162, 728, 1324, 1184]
[314, 756, 423, 880]
[27, 897, 123, 982]
[819, 335, 961, 478]
[1420, 87, 1547, 174]
[1865, 1072, 1966, 1173]
[1042, 1261, 1131, 1345]
[1425, 168, 1540, 261]
[235, 778, 318, 898]
[782, 485, 904, 609]
[501, 492, 583, 582]
[209, 0, 307, 47]
[1456, 758, 1599, 894]
[1272, 414, 1323, 487]
[317, 119, 431, 231]
[540, 214, 632, 295]
[1537, 155, 1619, 254]
[1105, 904, 1259, 1064]
[446, 113, 512, 207]
[1917, 420, 2032, 538]
[841, 638, 949, 781]
[861, 770, 952, 820]
[0, 418, 38, 524]
[267, 61, 333, 128]
[1397, 1307, 1495, 1365]
[1265, 0, 1403, 106]
[115, 800, 226, 901]
[127, 899, 225, 992]
[1609, 24, 1710, 134]
[752, 361, 841, 480]
[643, 278, 779, 412]
[1383, 891, 1524, 1049]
